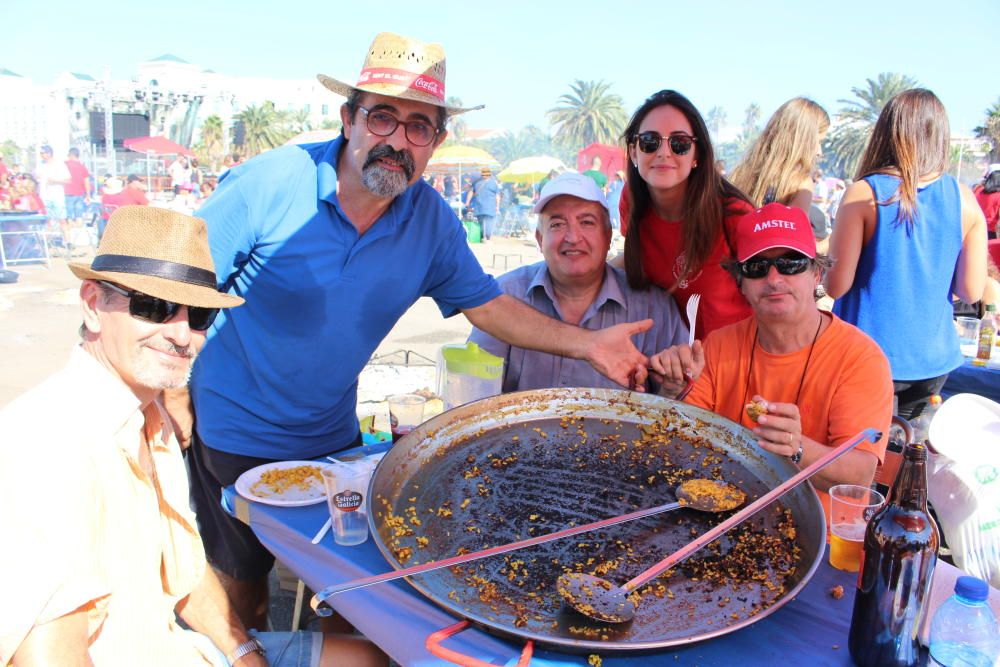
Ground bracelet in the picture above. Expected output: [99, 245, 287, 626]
[226, 637, 265, 664]
[789, 442, 804, 465]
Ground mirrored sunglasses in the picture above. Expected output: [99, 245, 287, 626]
[99, 281, 219, 331]
[634, 131, 697, 156]
[738, 253, 813, 279]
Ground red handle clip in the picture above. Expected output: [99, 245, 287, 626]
[425, 620, 534, 667]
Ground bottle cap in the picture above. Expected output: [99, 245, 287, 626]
[954, 575, 989, 602]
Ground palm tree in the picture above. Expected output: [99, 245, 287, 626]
[546, 80, 627, 151]
[285, 109, 312, 135]
[236, 101, 288, 157]
[444, 96, 467, 144]
[823, 72, 919, 177]
[488, 127, 558, 166]
[974, 98, 1000, 161]
[742, 103, 761, 140]
[706, 106, 727, 143]
[196, 115, 225, 169]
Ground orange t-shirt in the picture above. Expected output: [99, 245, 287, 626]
[685, 313, 893, 519]
[620, 191, 752, 338]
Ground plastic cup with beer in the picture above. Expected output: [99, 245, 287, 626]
[387, 393, 427, 443]
[829, 484, 885, 572]
[321, 463, 373, 546]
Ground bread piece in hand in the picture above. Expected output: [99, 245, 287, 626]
[745, 399, 768, 423]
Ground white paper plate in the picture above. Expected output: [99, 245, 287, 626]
[235, 461, 329, 507]
[928, 394, 1000, 464]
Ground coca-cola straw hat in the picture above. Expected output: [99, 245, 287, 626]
[69, 206, 243, 309]
[317, 32, 483, 116]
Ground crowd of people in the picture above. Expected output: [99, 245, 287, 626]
[1, 28, 997, 666]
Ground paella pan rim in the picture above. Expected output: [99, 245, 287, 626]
[367, 388, 828, 653]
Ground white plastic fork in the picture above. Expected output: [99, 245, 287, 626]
[685, 294, 701, 346]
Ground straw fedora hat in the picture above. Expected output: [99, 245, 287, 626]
[69, 206, 243, 309]
[317, 32, 483, 116]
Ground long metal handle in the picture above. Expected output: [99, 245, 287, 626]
[311, 499, 682, 615]
[623, 427, 881, 592]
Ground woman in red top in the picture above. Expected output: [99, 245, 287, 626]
[619, 90, 753, 338]
[973, 166, 1000, 239]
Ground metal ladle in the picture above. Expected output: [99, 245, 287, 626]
[311, 478, 741, 616]
[558, 428, 881, 623]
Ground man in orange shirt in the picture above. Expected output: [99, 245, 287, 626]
[660, 202, 893, 516]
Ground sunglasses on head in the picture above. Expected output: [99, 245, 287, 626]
[738, 253, 813, 279]
[633, 131, 697, 156]
[98, 281, 219, 331]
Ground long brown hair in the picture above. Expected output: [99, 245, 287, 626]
[855, 88, 950, 226]
[730, 97, 830, 206]
[622, 90, 750, 290]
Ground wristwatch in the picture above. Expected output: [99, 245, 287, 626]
[790, 442, 804, 465]
[226, 637, 265, 664]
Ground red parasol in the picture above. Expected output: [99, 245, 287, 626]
[577, 142, 626, 178]
[123, 136, 194, 156]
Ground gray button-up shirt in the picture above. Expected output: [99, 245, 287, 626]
[468, 262, 688, 392]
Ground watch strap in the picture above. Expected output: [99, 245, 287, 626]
[226, 637, 265, 664]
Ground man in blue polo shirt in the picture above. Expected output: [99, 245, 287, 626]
[470, 172, 692, 394]
[181, 32, 654, 629]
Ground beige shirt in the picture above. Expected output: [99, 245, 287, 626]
[0, 347, 213, 665]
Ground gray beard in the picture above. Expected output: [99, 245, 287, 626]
[362, 164, 409, 199]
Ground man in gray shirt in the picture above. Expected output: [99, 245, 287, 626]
[470, 172, 690, 394]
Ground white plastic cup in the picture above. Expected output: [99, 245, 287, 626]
[321, 463, 372, 546]
[387, 394, 427, 443]
[955, 317, 981, 349]
[829, 484, 885, 572]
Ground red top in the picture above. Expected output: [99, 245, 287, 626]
[13, 193, 45, 214]
[974, 185, 1000, 232]
[64, 160, 91, 197]
[621, 192, 753, 339]
[121, 188, 149, 206]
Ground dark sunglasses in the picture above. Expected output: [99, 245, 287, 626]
[99, 281, 219, 331]
[738, 253, 813, 279]
[634, 131, 697, 156]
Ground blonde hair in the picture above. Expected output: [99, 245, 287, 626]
[730, 98, 830, 206]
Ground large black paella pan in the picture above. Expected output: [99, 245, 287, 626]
[368, 388, 826, 652]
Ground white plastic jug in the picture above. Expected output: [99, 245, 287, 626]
[436, 343, 504, 410]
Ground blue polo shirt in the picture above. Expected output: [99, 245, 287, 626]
[191, 138, 500, 459]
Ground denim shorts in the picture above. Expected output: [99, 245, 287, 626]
[65, 195, 87, 219]
[190, 629, 321, 667]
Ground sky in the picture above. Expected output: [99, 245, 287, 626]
[1, 0, 996, 137]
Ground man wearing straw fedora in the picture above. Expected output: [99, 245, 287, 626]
[0, 207, 385, 666]
[182, 31, 655, 628]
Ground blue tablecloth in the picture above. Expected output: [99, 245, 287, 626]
[942, 361, 1000, 404]
[227, 486, 872, 666]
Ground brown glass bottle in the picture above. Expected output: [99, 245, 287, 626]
[848, 443, 939, 666]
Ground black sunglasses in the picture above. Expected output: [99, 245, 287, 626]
[738, 253, 813, 280]
[98, 281, 219, 331]
[634, 131, 697, 156]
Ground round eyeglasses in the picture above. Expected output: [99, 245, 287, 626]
[358, 107, 440, 147]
